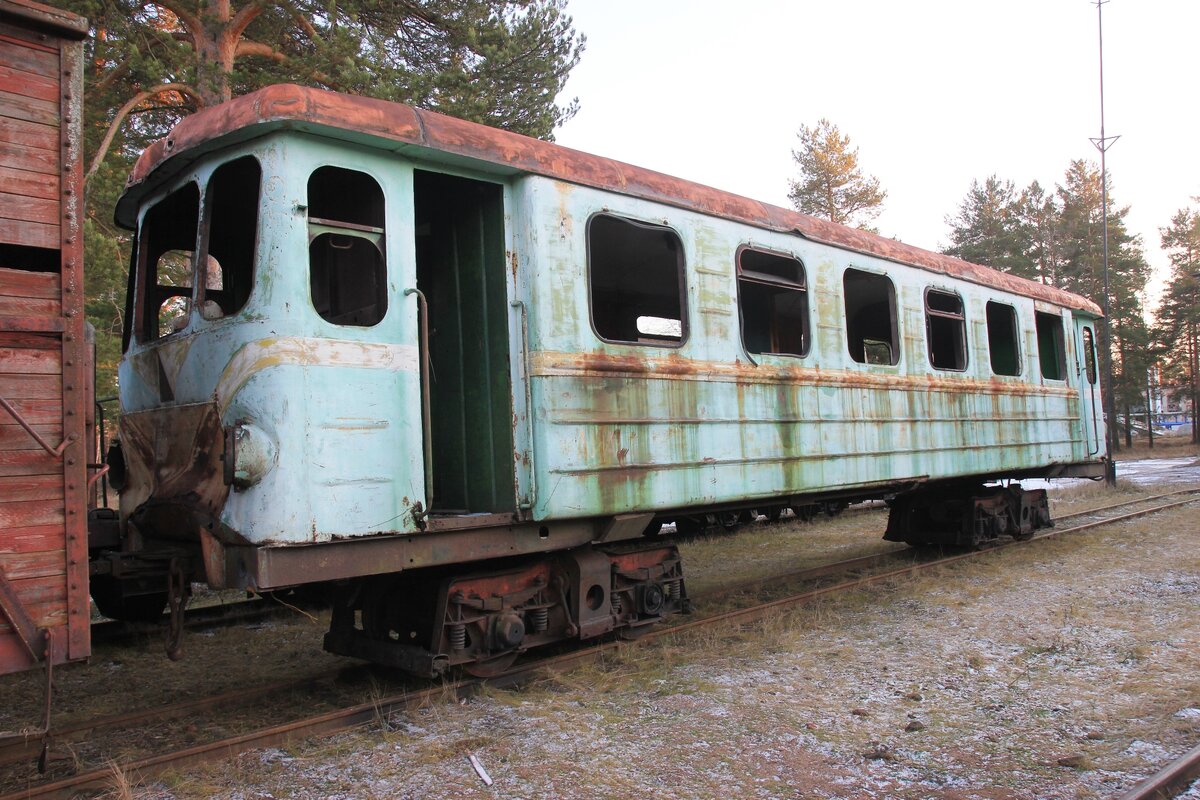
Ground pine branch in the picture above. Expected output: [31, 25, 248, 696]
[85, 82, 202, 195]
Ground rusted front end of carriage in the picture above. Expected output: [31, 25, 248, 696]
[0, 0, 89, 676]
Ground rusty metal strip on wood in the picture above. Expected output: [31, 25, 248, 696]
[0, 395, 71, 457]
[0, 565, 43, 660]
[55, 26, 88, 665]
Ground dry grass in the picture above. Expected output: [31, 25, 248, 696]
[4, 479, 1196, 798]
[127, 495, 1200, 799]
[1114, 430, 1200, 461]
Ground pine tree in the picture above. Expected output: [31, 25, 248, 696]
[42, 0, 585, 400]
[1054, 160, 1151, 448]
[943, 175, 1037, 279]
[1156, 207, 1200, 442]
[787, 119, 885, 229]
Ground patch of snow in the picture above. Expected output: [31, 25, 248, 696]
[1122, 740, 1172, 761]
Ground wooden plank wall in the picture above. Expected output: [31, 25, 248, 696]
[0, 17, 60, 250]
[0, 2, 88, 673]
[0, 270, 70, 666]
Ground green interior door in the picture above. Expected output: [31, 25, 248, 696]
[414, 170, 515, 513]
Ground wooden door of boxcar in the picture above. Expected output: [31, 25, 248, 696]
[0, 0, 89, 674]
[1074, 318, 1101, 456]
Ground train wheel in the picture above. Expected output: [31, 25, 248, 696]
[764, 506, 784, 523]
[464, 651, 520, 677]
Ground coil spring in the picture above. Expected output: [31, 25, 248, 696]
[666, 579, 682, 601]
[611, 593, 622, 616]
[449, 623, 467, 651]
[529, 606, 549, 632]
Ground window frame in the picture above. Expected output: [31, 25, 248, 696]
[195, 155, 262, 322]
[1082, 325, 1097, 385]
[306, 164, 389, 328]
[842, 267, 900, 367]
[735, 244, 810, 359]
[985, 300, 1023, 377]
[133, 181, 201, 344]
[1035, 309, 1068, 382]
[923, 287, 968, 372]
[585, 211, 689, 348]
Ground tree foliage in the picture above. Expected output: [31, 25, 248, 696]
[787, 119, 886, 229]
[58, 0, 584, 182]
[943, 160, 1154, 446]
[943, 176, 1038, 281]
[1155, 206, 1200, 439]
[42, 0, 584, 399]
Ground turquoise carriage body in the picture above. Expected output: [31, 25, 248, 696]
[112, 85, 1106, 587]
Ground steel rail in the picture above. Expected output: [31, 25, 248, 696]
[1116, 742, 1200, 800]
[0, 666, 367, 768]
[3, 490, 1197, 800]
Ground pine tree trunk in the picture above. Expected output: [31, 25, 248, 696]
[193, 0, 236, 107]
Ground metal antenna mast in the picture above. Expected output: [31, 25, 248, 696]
[1089, 0, 1119, 486]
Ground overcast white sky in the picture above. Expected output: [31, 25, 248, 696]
[552, 0, 1199, 308]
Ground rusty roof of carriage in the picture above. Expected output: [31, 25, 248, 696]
[119, 84, 1101, 316]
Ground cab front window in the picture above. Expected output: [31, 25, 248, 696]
[136, 183, 200, 341]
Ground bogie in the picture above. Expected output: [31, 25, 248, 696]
[324, 545, 686, 676]
[883, 485, 1052, 548]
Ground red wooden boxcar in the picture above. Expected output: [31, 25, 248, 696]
[0, 0, 89, 676]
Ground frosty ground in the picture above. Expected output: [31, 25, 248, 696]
[125, 461, 1200, 800]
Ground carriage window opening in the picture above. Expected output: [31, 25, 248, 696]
[925, 289, 967, 371]
[589, 214, 686, 345]
[1082, 326, 1097, 385]
[308, 167, 387, 327]
[986, 301, 1021, 376]
[843, 268, 898, 365]
[137, 183, 200, 340]
[738, 248, 808, 357]
[200, 156, 260, 319]
[1035, 310, 1067, 381]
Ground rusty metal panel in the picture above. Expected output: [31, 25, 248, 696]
[0, 0, 87, 675]
[117, 401, 230, 535]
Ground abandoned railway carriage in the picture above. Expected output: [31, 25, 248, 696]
[103, 85, 1107, 675]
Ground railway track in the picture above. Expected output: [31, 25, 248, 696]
[81, 488, 1191, 648]
[2, 487, 1198, 800]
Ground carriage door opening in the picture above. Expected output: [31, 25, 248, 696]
[1076, 321, 1101, 455]
[414, 171, 514, 514]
